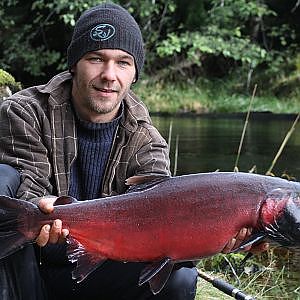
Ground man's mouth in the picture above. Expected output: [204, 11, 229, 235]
[93, 86, 117, 93]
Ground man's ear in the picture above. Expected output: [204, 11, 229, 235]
[70, 65, 76, 75]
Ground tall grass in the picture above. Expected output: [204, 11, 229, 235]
[196, 249, 300, 299]
[266, 113, 300, 176]
[133, 78, 300, 114]
[234, 84, 257, 172]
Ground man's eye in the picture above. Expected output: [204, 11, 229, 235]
[89, 57, 103, 63]
[118, 61, 131, 67]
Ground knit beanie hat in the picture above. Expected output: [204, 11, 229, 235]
[67, 3, 144, 80]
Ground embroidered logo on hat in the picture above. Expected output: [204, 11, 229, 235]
[90, 24, 116, 41]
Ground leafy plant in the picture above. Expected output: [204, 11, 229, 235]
[0, 69, 20, 89]
[0, 0, 299, 96]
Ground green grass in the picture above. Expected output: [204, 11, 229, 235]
[196, 277, 233, 300]
[196, 269, 300, 300]
[132, 78, 300, 114]
[195, 250, 300, 300]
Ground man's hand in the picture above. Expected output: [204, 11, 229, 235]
[222, 227, 269, 254]
[35, 196, 69, 247]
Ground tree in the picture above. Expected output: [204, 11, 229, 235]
[0, 0, 299, 91]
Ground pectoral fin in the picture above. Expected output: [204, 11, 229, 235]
[66, 236, 106, 283]
[234, 232, 267, 252]
[139, 258, 174, 295]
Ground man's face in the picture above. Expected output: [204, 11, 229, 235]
[71, 49, 136, 122]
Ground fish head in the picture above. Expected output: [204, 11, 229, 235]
[261, 188, 300, 247]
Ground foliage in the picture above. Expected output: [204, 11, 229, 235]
[155, 0, 298, 83]
[0, 0, 299, 99]
[123, 0, 177, 70]
[133, 76, 300, 114]
[0, 69, 21, 90]
[157, 0, 272, 66]
[0, 0, 105, 84]
[0, 69, 16, 87]
[31, 0, 104, 26]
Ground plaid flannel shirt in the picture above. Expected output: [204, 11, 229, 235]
[0, 71, 170, 203]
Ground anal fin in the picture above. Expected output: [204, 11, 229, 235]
[139, 258, 174, 295]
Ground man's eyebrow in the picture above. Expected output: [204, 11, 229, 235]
[113, 54, 134, 61]
[88, 51, 134, 61]
[87, 51, 102, 56]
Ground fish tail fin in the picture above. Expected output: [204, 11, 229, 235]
[0, 195, 36, 260]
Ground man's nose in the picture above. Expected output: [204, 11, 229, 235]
[100, 62, 117, 81]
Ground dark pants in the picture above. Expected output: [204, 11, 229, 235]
[40, 258, 198, 300]
[0, 164, 46, 300]
[0, 164, 198, 300]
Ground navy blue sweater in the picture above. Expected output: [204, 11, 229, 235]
[68, 115, 120, 200]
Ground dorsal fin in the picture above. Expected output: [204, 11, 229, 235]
[54, 196, 78, 206]
[125, 175, 170, 193]
[126, 175, 169, 186]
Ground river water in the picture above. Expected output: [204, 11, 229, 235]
[152, 113, 300, 298]
[152, 113, 300, 179]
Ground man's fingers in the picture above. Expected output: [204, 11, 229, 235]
[234, 228, 248, 245]
[38, 196, 57, 214]
[35, 220, 68, 247]
[250, 242, 269, 254]
[36, 224, 51, 247]
[58, 229, 70, 244]
[222, 238, 236, 254]
[48, 219, 62, 244]
[222, 227, 251, 253]
[222, 226, 270, 255]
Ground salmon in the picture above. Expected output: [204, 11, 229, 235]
[0, 172, 300, 294]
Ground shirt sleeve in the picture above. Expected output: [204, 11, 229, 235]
[131, 124, 171, 177]
[0, 98, 54, 202]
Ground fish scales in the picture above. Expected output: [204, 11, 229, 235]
[24, 172, 298, 260]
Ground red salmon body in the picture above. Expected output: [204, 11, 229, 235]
[37, 172, 300, 262]
[1, 172, 300, 294]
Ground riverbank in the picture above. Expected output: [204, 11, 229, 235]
[196, 249, 300, 300]
[133, 79, 300, 115]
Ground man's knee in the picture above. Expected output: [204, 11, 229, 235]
[0, 164, 20, 196]
[156, 267, 198, 300]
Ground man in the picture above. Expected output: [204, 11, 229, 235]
[0, 3, 267, 300]
[0, 3, 199, 300]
